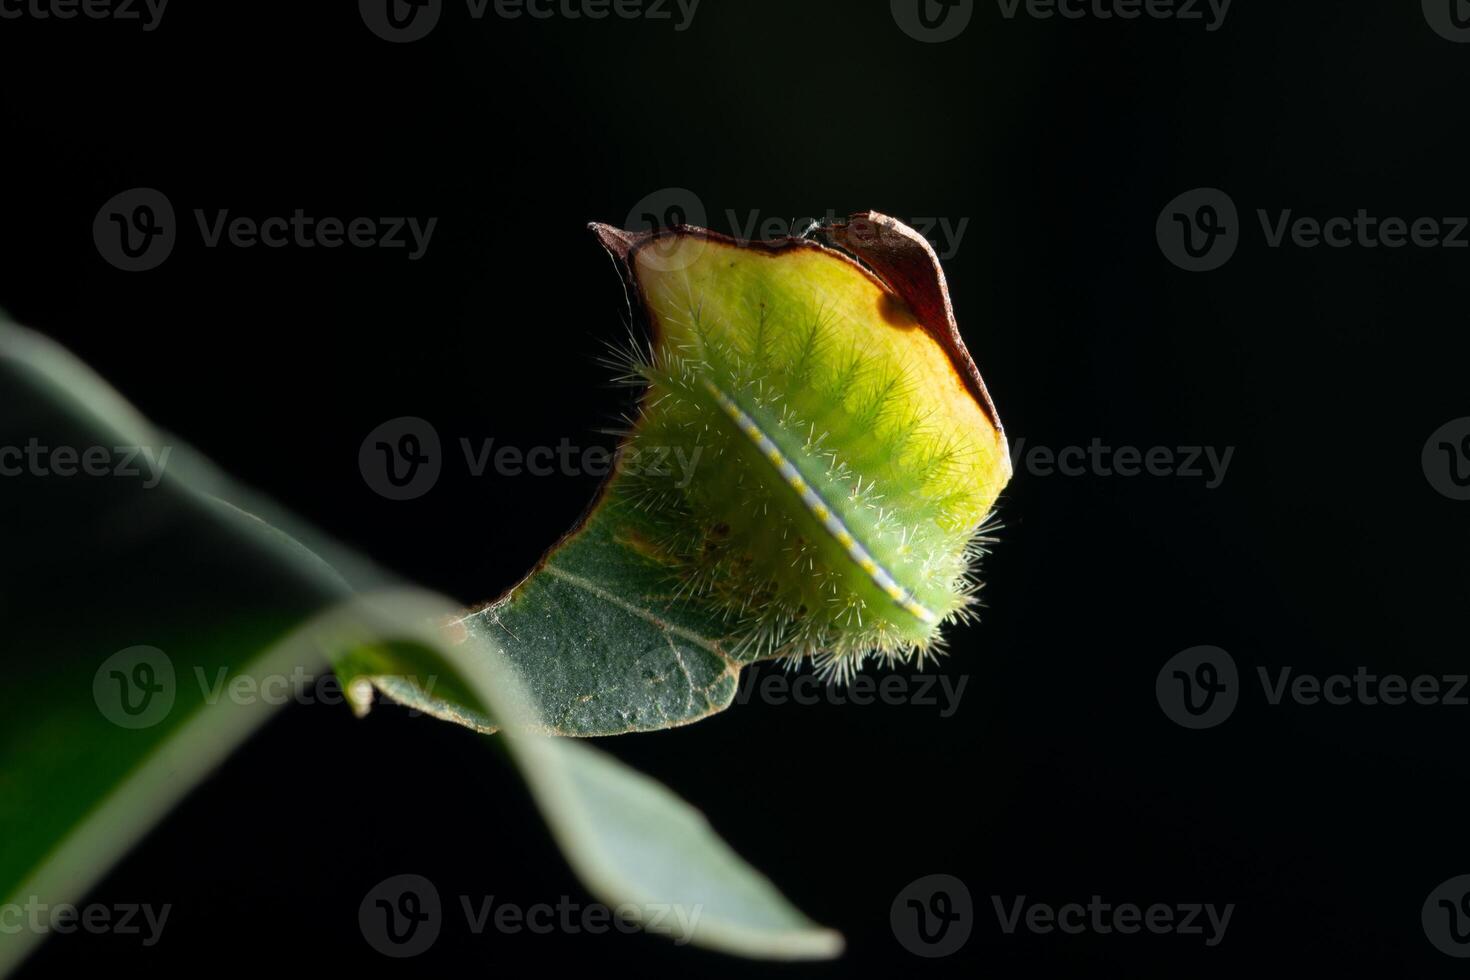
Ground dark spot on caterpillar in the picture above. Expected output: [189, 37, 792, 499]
[876, 292, 918, 329]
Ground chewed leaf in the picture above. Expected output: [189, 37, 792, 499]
[387, 212, 1010, 736]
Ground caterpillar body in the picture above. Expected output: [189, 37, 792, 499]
[596, 216, 1011, 681]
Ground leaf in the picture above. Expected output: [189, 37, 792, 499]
[366, 212, 1010, 735]
[517, 738, 842, 959]
[0, 320, 840, 974]
[372, 492, 743, 737]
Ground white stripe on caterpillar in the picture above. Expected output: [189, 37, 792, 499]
[700, 376, 939, 625]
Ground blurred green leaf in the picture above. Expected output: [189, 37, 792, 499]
[0, 321, 840, 974]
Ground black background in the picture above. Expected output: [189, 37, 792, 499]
[4, 0, 1470, 975]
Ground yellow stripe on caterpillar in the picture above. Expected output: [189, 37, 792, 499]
[700, 377, 939, 625]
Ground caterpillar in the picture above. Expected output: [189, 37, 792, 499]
[595, 214, 1011, 682]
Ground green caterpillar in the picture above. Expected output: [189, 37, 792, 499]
[598, 215, 1011, 681]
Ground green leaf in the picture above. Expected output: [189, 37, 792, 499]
[379, 491, 744, 737]
[519, 738, 842, 958]
[0, 320, 840, 974]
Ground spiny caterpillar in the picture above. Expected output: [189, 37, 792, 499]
[595, 214, 1011, 682]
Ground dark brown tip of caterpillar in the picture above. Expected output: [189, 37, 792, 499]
[587, 221, 643, 261]
[823, 211, 1005, 433]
